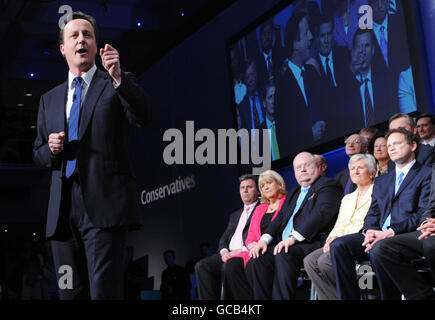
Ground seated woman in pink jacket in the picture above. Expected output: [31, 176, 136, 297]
[223, 170, 287, 300]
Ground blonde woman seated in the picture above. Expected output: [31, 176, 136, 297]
[223, 170, 288, 300]
[303, 154, 376, 300]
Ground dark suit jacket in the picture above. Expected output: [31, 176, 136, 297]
[372, 13, 410, 78]
[254, 46, 283, 89]
[264, 176, 343, 243]
[315, 47, 353, 139]
[334, 168, 357, 195]
[274, 63, 321, 157]
[338, 61, 398, 133]
[33, 69, 152, 237]
[363, 161, 432, 234]
[417, 144, 435, 168]
[217, 201, 259, 252]
[237, 93, 267, 131]
[420, 164, 435, 222]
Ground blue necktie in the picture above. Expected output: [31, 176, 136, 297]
[65, 77, 83, 179]
[382, 171, 404, 231]
[379, 26, 389, 68]
[282, 186, 309, 240]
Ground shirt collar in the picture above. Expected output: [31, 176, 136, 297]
[373, 14, 388, 32]
[288, 59, 304, 80]
[395, 159, 416, 178]
[263, 50, 272, 60]
[319, 50, 333, 65]
[357, 67, 372, 83]
[68, 64, 97, 89]
[244, 201, 257, 212]
[422, 138, 435, 147]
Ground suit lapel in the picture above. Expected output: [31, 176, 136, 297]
[78, 69, 109, 140]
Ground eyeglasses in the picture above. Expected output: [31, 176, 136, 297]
[345, 139, 361, 145]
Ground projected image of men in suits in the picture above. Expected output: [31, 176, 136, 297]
[274, 10, 325, 157]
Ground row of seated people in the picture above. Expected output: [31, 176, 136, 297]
[195, 112, 435, 300]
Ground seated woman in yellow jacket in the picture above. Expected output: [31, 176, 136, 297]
[303, 153, 376, 300]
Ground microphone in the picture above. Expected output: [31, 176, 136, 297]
[73, 94, 76, 101]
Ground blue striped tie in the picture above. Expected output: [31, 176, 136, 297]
[382, 171, 404, 231]
[282, 186, 309, 240]
[65, 77, 82, 178]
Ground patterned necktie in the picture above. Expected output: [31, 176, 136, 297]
[363, 78, 375, 127]
[380, 26, 389, 68]
[325, 57, 335, 87]
[282, 186, 309, 240]
[65, 77, 83, 178]
[382, 171, 404, 231]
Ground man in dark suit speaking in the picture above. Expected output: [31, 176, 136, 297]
[33, 12, 152, 299]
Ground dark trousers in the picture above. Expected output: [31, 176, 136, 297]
[246, 241, 322, 300]
[246, 251, 275, 300]
[195, 254, 223, 300]
[224, 257, 252, 300]
[272, 241, 322, 300]
[330, 233, 401, 300]
[371, 231, 435, 300]
[50, 176, 127, 300]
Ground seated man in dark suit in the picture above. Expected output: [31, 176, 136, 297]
[339, 28, 397, 131]
[334, 133, 369, 195]
[195, 175, 260, 300]
[274, 10, 325, 157]
[247, 152, 342, 299]
[330, 128, 432, 300]
[371, 163, 435, 300]
[389, 113, 435, 168]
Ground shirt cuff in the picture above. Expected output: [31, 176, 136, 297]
[220, 248, 229, 255]
[241, 246, 248, 252]
[388, 228, 395, 236]
[259, 234, 273, 245]
[113, 80, 121, 89]
[291, 230, 305, 242]
[420, 220, 429, 227]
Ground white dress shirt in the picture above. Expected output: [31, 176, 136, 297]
[66, 64, 97, 122]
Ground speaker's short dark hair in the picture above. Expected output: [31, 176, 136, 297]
[59, 11, 99, 45]
[416, 113, 435, 125]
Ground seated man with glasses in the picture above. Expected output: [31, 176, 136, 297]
[335, 133, 369, 195]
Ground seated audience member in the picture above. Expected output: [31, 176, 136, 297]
[416, 113, 435, 147]
[371, 164, 435, 300]
[389, 113, 435, 167]
[329, 128, 432, 300]
[195, 175, 260, 300]
[247, 152, 342, 299]
[314, 154, 328, 176]
[304, 154, 376, 300]
[224, 170, 288, 300]
[335, 133, 368, 194]
[160, 250, 191, 300]
[368, 132, 390, 176]
[359, 127, 379, 144]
